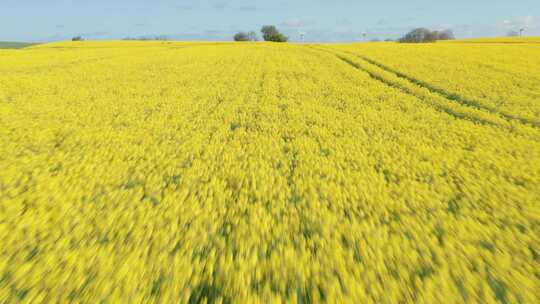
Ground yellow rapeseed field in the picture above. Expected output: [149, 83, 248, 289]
[331, 41, 540, 125]
[0, 40, 539, 303]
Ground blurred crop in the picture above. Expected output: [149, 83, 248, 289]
[0, 41, 539, 303]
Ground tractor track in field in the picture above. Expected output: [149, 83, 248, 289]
[307, 46, 501, 127]
[350, 52, 540, 129]
[307, 45, 540, 140]
[335, 52, 498, 127]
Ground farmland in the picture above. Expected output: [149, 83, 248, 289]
[0, 42, 39, 49]
[0, 40, 539, 303]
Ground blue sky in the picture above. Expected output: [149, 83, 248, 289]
[1, 0, 539, 42]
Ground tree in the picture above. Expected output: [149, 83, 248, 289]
[234, 32, 250, 41]
[248, 31, 259, 41]
[233, 31, 258, 42]
[437, 29, 455, 40]
[72, 36, 84, 41]
[398, 28, 434, 43]
[261, 25, 278, 39]
[261, 25, 288, 42]
[398, 28, 455, 43]
[425, 30, 439, 42]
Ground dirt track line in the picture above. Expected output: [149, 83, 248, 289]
[350, 52, 540, 128]
[335, 54, 499, 127]
[307, 45, 540, 141]
[308, 46, 503, 127]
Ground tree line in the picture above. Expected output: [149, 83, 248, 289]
[71, 26, 459, 44]
[234, 25, 288, 42]
[397, 28, 455, 43]
[234, 26, 455, 43]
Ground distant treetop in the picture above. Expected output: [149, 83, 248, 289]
[261, 25, 288, 42]
[234, 31, 259, 42]
[398, 28, 455, 43]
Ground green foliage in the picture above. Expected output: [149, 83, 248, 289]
[261, 25, 288, 42]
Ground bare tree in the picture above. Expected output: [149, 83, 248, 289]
[234, 31, 259, 41]
[399, 28, 455, 43]
[234, 32, 250, 41]
[437, 29, 455, 40]
[399, 28, 435, 43]
[248, 31, 259, 41]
